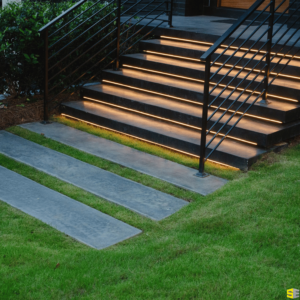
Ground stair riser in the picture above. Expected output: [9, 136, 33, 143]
[151, 28, 300, 57]
[139, 41, 300, 78]
[102, 70, 299, 123]
[61, 104, 257, 170]
[82, 87, 279, 147]
[121, 55, 300, 101]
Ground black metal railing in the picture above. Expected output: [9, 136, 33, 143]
[39, 0, 173, 122]
[198, 0, 300, 176]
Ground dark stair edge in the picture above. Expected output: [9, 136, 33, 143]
[146, 26, 300, 58]
[121, 54, 300, 102]
[139, 40, 300, 78]
[102, 69, 300, 123]
[61, 101, 268, 170]
[82, 85, 285, 148]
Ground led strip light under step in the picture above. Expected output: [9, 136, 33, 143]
[102, 80, 283, 124]
[160, 36, 300, 60]
[61, 113, 240, 170]
[143, 49, 300, 83]
[123, 64, 298, 104]
[83, 96, 258, 146]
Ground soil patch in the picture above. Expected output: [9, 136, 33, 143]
[0, 94, 79, 130]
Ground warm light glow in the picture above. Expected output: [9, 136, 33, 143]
[123, 64, 205, 83]
[123, 64, 296, 106]
[124, 64, 257, 96]
[223, 107, 282, 123]
[271, 73, 300, 81]
[61, 113, 240, 170]
[103, 80, 283, 124]
[148, 43, 300, 85]
[83, 96, 258, 145]
[214, 62, 262, 73]
[143, 50, 201, 61]
[160, 35, 214, 46]
[214, 62, 300, 87]
[268, 94, 299, 102]
[160, 35, 300, 59]
[206, 159, 240, 170]
[127, 62, 298, 104]
[124, 64, 247, 92]
[84, 96, 202, 129]
[102, 79, 203, 105]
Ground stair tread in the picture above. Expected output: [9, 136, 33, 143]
[85, 83, 291, 135]
[63, 100, 267, 159]
[124, 53, 205, 70]
[142, 39, 300, 68]
[123, 53, 300, 92]
[103, 68, 299, 114]
[142, 38, 210, 54]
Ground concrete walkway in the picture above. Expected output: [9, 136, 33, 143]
[0, 166, 141, 249]
[20, 122, 227, 195]
[0, 131, 187, 220]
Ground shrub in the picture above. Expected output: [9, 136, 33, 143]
[0, 0, 115, 97]
[0, 1, 73, 95]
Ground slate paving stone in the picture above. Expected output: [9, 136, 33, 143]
[0, 165, 141, 249]
[20, 122, 227, 195]
[0, 131, 188, 220]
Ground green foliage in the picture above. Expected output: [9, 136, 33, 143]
[0, 0, 115, 96]
[0, 1, 75, 95]
[1, 125, 300, 299]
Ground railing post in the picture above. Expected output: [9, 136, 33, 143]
[167, 0, 174, 28]
[197, 56, 211, 178]
[115, 0, 121, 70]
[42, 28, 49, 124]
[261, 0, 275, 104]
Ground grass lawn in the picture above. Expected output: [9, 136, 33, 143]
[0, 121, 299, 299]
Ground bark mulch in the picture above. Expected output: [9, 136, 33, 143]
[0, 94, 79, 130]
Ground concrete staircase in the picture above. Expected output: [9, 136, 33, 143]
[61, 33, 300, 170]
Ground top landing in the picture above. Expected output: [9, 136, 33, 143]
[134, 15, 300, 48]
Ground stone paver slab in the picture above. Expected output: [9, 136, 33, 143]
[20, 122, 227, 195]
[0, 131, 187, 220]
[0, 166, 141, 249]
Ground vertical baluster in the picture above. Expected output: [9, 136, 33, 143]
[168, 0, 174, 28]
[42, 28, 49, 124]
[262, 0, 275, 104]
[197, 55, 211, 178]
[115, 0, 121, 70]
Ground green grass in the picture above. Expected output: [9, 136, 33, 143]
[6, 126, 199, 202]
[0, 123, 300, 299]
[54, 115, 241, 180]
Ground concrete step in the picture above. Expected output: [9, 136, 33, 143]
[61, 100, 269, 170]
[0, 165, 141, 250]
[82, 83, 300, 148]
[0, 131, 188, 221]
[20, 122, 227, 196]
[150, 26, 300, 58]
[102, 68, 300, 123]
[121, 53, 300, 102]
[139, 39, 300, 79]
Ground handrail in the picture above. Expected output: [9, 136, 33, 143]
[200, 0, 265, 61]
[38, 0, 87, 33]
[197, 0, 299, 176]
[39, 0, 173, 122]
[49, 0, 108, 38]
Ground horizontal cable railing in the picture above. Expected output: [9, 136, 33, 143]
[39, 0, 173, 122]
[198, 0, 300, 176]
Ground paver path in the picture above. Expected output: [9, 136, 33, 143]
[0, 131, 187, 220]
[20, 122, 227, 195]
[0, 165, 141, 249]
